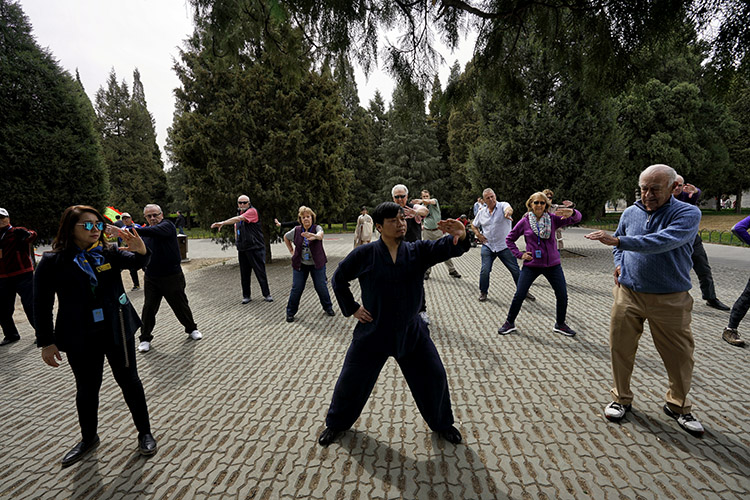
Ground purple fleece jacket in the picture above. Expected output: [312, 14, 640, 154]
[732, 215, 750, 246]
[506, 210, 582, 268]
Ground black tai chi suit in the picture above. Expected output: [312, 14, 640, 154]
[325, 234, 469, 433]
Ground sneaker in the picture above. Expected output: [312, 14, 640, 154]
[137, 341, 151, 353]
[525, 292, 536, 301]
[325, 309, 335, 316]
[553, 323, 576, 337]
[424, 273, 430, 280]
[286, 315, 294, 323]
[131, 285, 140, 291]
[479, 292, 487, 302]
[663, 404, 704, 436]
[419, 311, 430, 325]
[189, 330, 203, 340]
[264, 295, 274, 302]
[497, 321, 516, 335]
[449, 270, 462, 278]
[604, 401, 631, 422]
[241, 297, 251, 304]
[722, 327, 746, 347]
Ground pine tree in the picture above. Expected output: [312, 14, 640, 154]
[0, 0, 108, 240]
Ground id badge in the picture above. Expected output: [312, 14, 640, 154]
[92, 308, 104, 323]
[534, 250, 542, 259]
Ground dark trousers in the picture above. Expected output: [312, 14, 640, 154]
[325, 329, 454, 433]
[729, 277, 750, 330]
[480, 246, 520, 294]
[507, 264, 568, 325]
[67, 342, 151, 442]
[691, 235, 716, 300]
[140, 272, 197, 342]
[238, 249, 270, 298]
[129, 268, 140, 288]
[285, 265, 332, 316]
[0, 272, 34, 340]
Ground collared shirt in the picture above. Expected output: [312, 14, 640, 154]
[472, 202, 512, 252]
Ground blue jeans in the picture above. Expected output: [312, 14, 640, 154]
[480, 246, 520, 293]
[728, 276, 750, 329]
[286, 265, 333, 316]
[506, 264, 568, 325]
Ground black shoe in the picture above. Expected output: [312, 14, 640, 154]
[325, 309, 336, 316]
[138, 433, 158, 456]
[241, 297, 251, 304]
[479, 292, 488, 302]
[0, 336, 20, 346]
[286, 315, 294, 323]
[318, 427, 343, 446]
[706, 298, 730, 311]
[449, 271, 462, 278]
[61, 435, 100, 467]
[525, 292, 536, 301]
[424, 273, 430, 280]
[438, 426, 462, 444]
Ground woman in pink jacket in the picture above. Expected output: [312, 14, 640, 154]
[498, 192, 581, 337]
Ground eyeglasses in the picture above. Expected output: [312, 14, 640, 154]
[77, 221, 105, 231]
[393, 195, 406, 199]
[532, 201, 546, 205]
[144, 213, 162, 219]
[238, 201, 249, 204]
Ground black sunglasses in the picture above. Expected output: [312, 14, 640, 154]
[393, 195, 406, 199]
[532, 201, 546, 205]
[77, 221, 105, 231]
[238, 201, 249, 204]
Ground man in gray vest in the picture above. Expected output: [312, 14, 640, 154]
[211, 195, 273, 304]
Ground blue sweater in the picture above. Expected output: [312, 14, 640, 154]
[613, 197, 700, 293]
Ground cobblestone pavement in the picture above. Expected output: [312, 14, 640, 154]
[2, 229, 749, 499]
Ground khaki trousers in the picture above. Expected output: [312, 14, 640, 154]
[609, 285, 695, 414]
[422, 228, 456, 275]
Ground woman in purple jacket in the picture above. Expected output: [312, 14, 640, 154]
[498, 192, 582, 337]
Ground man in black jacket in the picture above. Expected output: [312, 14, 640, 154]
[210, 195, 273, 304]
[136, 204, 201, 353]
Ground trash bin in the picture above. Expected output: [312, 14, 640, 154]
[177, 234, 189, 262]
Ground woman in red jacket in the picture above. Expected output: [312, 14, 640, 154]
[34, 205, 157, 467]
[498, 192, 581, 337]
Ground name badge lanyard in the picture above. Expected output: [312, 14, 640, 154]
[535, 219, 543, 258]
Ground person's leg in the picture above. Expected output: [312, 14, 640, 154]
[129, 268, 140, 288]
[16, 272, 35, 328]
[161, 273, 198, 333]
[479, 245, 496, 293]
[647, 291, 695, 414]
[609, 286, 646, 405]
[542, 265, 568, 325]
[691, 235, 716, 300]
[497, 248, 521, 285]
[250, 248, 271, 297]
[67, 349, 105, 442]
[311, 266, 333, 311]
[237, 250, 252, 299]
[728, 276, 750, 329]
[107, 343, 151, 435]
[139, 275, 163, 342]
[325, 338, 389, 431]
[0, 277, 20, 340]
[506, 267, 539, 324]
[285, 268, 308, 317]
[397, 332, 454, 432]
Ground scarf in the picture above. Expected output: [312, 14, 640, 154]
[73, 243, 106, 287]
[528, 212, 552, 240]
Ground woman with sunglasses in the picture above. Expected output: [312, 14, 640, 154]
[497, 193, 581, 337]
[34, 205, 157, 467]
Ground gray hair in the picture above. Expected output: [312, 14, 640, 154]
[482, 188, 495, 197]
[639, 164, 676, 186]
[391, 184, 408, 196]
[143, 203, 162, 214]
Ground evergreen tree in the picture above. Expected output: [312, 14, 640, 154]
[94, 69, 168, 216]
[0, 0, 108, 240]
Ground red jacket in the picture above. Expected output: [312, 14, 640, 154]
[0, 226, 37, 278]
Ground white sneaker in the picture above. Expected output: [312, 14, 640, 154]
[663, 405, 704, 436]
[604, 401, 631, 422]
[419, 311, 430, 325]
[189, 330, 203, 340]
[137, 341, 151, 353]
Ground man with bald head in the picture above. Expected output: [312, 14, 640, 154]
[586, 164, 705, 437]
[211, 195, 273, 304]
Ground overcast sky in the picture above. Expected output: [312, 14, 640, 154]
[19, 0, 476, 168]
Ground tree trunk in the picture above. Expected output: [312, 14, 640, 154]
[736, 189, 743, 213]
[715, 196, 721, 211]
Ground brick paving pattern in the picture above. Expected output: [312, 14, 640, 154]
[1, 229, 748, 499]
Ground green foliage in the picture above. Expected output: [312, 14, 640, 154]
[0, 0, 108, 241]
[94, 69, 169, 217]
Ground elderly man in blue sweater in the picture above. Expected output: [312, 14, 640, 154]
[586, 164, 704, 437]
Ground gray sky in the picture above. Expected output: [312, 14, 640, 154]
[20, 0, 475, 168]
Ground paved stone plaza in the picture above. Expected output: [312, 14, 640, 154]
[1, 228, 748, 499]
